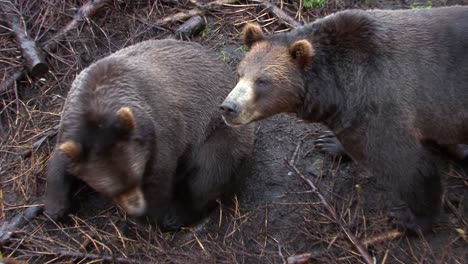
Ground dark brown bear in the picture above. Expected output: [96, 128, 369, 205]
[220, 6, 468, 233]
[44, 39, 254, 231]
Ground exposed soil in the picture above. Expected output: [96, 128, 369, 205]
[1, 0, 467, 263]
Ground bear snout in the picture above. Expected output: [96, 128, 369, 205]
[115, 187, 147, 217]
[220, 101, 240, 116]
[220, 100, 246, 127]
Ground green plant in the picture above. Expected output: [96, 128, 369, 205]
[218, 50, 229, 62]
[200, 25, 210, 38]
[303, 0, 326, 9]
[410, 0, 432, 9]
[236, 45, 247, 55]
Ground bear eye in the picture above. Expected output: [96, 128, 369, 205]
[256, 77, 269, 86]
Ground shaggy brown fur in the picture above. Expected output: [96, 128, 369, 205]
[221, 6, 468, 233]
[45, 39, 255, 231]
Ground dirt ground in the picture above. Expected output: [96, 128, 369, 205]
[1, 0, 467, 263]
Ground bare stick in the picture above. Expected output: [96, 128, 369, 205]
[0, 70, 25, 95]
[21, 124, 60, 159]
[157, 0, 239, 26]
[286, 160, 374, 264]
[1, 2, 49, 77]
[42, 0, 112, 51]
[286, 253, 313, 264]
[57, 250, 148, 264]
[250, 0, 302, 28]
[362, 229, 402, 248]
[0, 205, 44, 246]
[155, 8, 205, 25]
[175, 15, 206, 40]
[1, 0, 111, 94]
[190, 0, 239, 9]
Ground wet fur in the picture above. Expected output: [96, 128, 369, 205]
[45, 39, 254, 231]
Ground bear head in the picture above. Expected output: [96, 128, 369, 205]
[59, 106, 150, 217]
[220, 23, 314, 127]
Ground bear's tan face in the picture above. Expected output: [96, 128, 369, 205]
[59, 107, 149, 217]
[220, 24, 313, 127]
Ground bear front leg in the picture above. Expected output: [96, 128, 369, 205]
[363, 138, 442, 234]
[389, 155, 442, 234]
[186, 126, 252, 226]
[159, 124, 252, 232]
[397, 147, 443, 233]
[44, 150, 74, 221]
[340, 122, 443, 234]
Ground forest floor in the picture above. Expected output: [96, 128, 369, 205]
[0, 0, 467, 263]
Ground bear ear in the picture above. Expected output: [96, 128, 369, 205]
[242, 23, 264, 49]
[59, 140, 81, 160]
[116, 107, 136, 131]
[289, 39, 314, 69]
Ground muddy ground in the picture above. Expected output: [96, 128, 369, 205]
[1, 0, 467, 263]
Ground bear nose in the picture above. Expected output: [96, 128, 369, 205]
[220, 101, 240, 116]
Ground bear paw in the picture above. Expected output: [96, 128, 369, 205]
[314, 131, 347, 158]
[158, 208, 184, 232]
[44, 201, 70, 222]
[389, 207, 435, 235]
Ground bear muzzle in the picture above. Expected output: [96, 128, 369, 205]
[220, 100, 240, 118]
[220, 81, 257, 126]
[114, 187, 147, 216]
[219, 101, 247, 127]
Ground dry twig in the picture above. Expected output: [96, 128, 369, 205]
[42, 0, 112, 51]
[286, 252, 313, 264]
[0, 205, 43, 246]
[286, 160, 374, 264]
[250, 0, 302, 28]
[362, 229, 402, 248]
[56, 250, 148, 264]
[155, 8, 205, 25]
[1, 0, 112, 94]
[21, 124, 59, 159]
[1, 2, 49, 78]
[190, 0, 239, 9]
[155, 0, 239, 26]
[175, 15, 206, 40]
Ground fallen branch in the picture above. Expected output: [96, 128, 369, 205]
[1, 2, 49, 78]
[0, 205, 43, 246]
[362, 229, 402, 248]
[286, 253, 313, 264]
[192, 0, 303, 28]
[189, 0, 239, 9]
[250, 0, 302, 28]
[1, 0, 112, 94]
[286, 160, 374, 264]
[155, 8, 205, 25]
[157, 0, 239, 26]
[57, 250, 148, 264]
[42, 0, 112, 52]
[175, 15, 206, 40]
[21, 124, 60, 159]
[0, 70, 25, 95]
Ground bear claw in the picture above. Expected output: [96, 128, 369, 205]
[314, 130, 347, 157]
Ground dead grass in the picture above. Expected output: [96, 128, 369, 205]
[0, 0, 467, 263]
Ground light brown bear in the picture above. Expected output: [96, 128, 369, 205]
[220, 7, 468, 233]
[45, 39, 254, 231]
